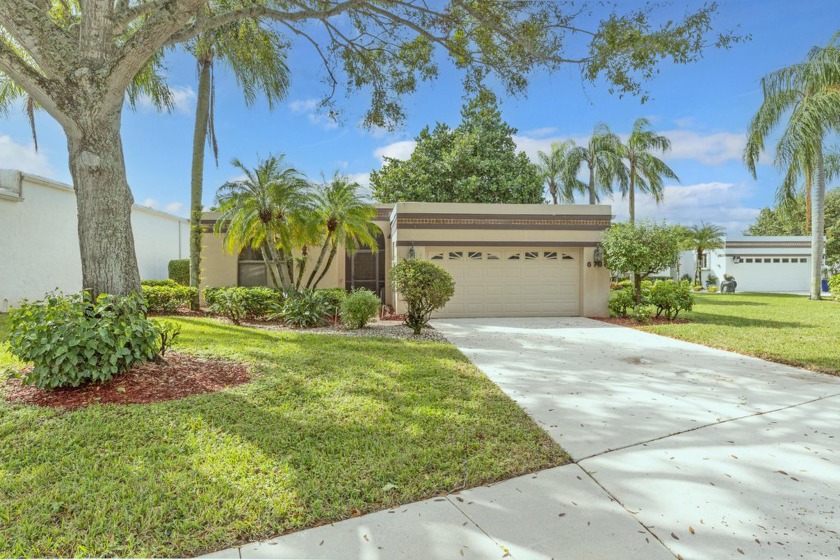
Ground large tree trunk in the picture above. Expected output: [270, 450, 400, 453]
[811, 148, 826, 300]
[189, 58, 212, 308]
[587, 163, 596, 204]
[67, 109, 141, 297]
[628, 162, 636, 225]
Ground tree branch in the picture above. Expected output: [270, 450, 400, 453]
[0, 41, 73, 130]
[0, 3, 75, 77]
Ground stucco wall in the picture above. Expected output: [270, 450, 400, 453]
[0, 170, 188, 312]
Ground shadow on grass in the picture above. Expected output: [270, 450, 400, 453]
[677, 312, 805, 329]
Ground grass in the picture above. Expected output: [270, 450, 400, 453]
[0, 315, 566, 557]
[640, 292, 840, 375]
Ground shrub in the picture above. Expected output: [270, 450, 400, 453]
[610, 279, 633, 291]
[169, 259, 190, 286]
[7, 292, 159, 389]
[142, 284, 197, 313]
[391, 259, 455, 334]
[649, 280, 694, 320]
[705, 272, 719, 288]
[152, 319, 181, 358]
[828, 274, 840, 299]
[204, 286, 284, 320]
[317, 288, 348, 319]
[141, 279, 179, 287]
[680, 273, 692, 282]
[277, 290, 329, 328]
[693, 285, 705, 292]
[631, 304, 655, 323]
[340, 289, 381, 329]
[609, 288, 636, 318]
[707, 286, 718, 293]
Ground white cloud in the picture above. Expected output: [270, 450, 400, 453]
[0, 135, 54, 177]
[513, 134, 589, 162]
[660, 129, 747, 166]
[136, 86, 196, 115]
[373, 140, 416, 163]
[520, 127, 558, 138]
[140, 197, 188, 217]
[605, 181, 760, 234]
[288, 97, 338, 130]
[346, 172, 372, 200]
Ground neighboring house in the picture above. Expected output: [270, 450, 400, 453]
[0, 170, 189, 312]
[201, 202, 612, 318]
[671, 236, 815, 292]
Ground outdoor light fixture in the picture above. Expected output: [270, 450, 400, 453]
[408, 241, 416, 259]
[593, 245, 603, 267]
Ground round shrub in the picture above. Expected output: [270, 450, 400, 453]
[706, 286, 718, 293]
[142, 284, 197, 313]
[391, 259, 455, 335]
[8, 292, 159, 389]
[608, 287, 636, 318]
[340, 289, 381, 329]
[649, 280, 694, 320]
[829, 274, 840, 300]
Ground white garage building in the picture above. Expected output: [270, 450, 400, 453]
[0, 170, 189, 312]
[674, 236, 815, 292]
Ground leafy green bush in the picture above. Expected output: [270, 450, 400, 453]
[649, 280, 694, 320]
[7, 292, 159, 389]
[204, 286, 284, 320]
[142, 284, 197, 313]
[391, 259, 455, 334]
[692, 285, 704, 292]
[152, 319, 181, 358]
[610, 279, 633, 291]
[631, 305, 655, 323]
[609, 288, 636, 318]
[829, 274, 840, 300]
[168, 259, 190, 286]
[707, 286, 718, 293]
[277, 290, 329, 328]
[340, 289, 381, 329]
[317, 288, 348, 319]
[141, 279, 179, 287]
[680, 273, 692, 282]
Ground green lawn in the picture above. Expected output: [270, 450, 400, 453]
[0, 316, 566, 557]
[641, 292, 840, 375]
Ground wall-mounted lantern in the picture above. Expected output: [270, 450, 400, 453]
[408, 241, 416, 259]
[593, 245, 603, 267]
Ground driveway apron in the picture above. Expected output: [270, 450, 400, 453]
[433, 317, 840, 560]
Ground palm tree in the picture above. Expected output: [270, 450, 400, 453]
[187, 18, 289, 306]
[536, 141, 586, 204]
[304, 174, 380, 289]
[684, 223, 725, 286]
[744, 35, 840, 299]
[620, 118, 679, 224]
[567, 124, 627, 205]
[214, 155, 310, 291]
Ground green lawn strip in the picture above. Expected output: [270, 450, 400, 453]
[640, 293, 840, 375]
[0, 317, 567, 557]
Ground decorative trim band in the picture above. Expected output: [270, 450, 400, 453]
[396, 240, 599, 248]
[396, 214, 611, 231]
[726, 241, 811, 249]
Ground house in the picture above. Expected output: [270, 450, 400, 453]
[674, 236, 815, 292]
[0, 170, 189, 312]
[200, 202, 612, 318]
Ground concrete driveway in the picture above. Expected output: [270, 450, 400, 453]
[434, 317, 840, 560]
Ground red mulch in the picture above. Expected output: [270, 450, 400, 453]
[598, 316, 690, 327]
[4, 352, 250, 410]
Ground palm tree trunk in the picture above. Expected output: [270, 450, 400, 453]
[313, 243, 340, 289]
[295, 250, 308, 289]
[629, 162, 636, 225]
[588, 163, 596, 205]
[306, 233, 334, 289]
[805, 168, 812, 232]
[695, 247, 703, 286]
[265, 242, 289, 290]
[550, 181, 558, 205]
[260, 245, 281, 288]
[188, 58, 212, 309]
[810, 147, 826, 300]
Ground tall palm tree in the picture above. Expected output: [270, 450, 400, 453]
[620, 118, 679, 224]
[744, 35, 840, 299]
[304, 174, 380, 289]
[187, 18, 289, 305]
[536, 141, 586, 204]
[567, 124, 627, 205]
[684, 223, 725, 286]
[214, 155, 310, 291]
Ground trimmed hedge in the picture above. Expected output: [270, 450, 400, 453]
[204, 286, 284, 321]
[142, 284, 197, 313]
[169, 259, 190, 286]
[340, 289, 380, 329]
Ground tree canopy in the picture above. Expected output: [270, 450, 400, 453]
[370, 90, 543, 203]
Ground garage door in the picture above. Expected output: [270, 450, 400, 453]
[428, 247, 581, 318]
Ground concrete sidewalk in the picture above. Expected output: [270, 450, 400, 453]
[203, 318, 840, 559]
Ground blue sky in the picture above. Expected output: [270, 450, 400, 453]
[0, 0, 837, 233]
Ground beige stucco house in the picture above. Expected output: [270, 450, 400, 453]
[200, 202, 612, 318]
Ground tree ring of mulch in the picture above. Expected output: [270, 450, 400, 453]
[4, 352, 250, 410]
[598, 316, 690, 327]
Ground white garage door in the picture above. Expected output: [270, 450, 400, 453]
[428, 247, 581, 318]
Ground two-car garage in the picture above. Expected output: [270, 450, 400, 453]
[427, 246, 582, 318]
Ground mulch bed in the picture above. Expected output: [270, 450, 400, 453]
[4, 352, 250, 410]
[598, 316, 690, 327]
